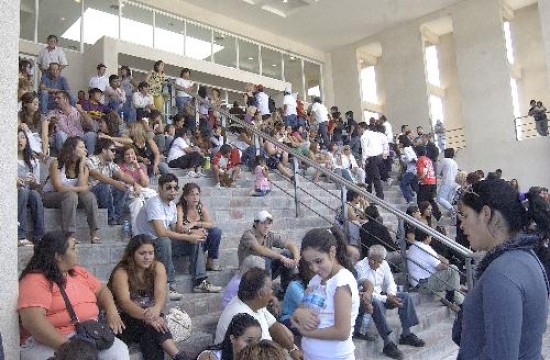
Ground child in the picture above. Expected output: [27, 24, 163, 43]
[212, 144, 241, 189]
[251, 156, 271, 196]
[292, 226, 359, 360]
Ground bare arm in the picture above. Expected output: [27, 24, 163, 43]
[50, 159, 89, 193]
[151, 220, 205, 244]
[19, 307, 67, 349]
[269, 322, 296, 352]
[96, 285, 125, 335]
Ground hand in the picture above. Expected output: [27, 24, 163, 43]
[16, 178, 25, 187]
[175, 224, 186, 234]
[106, 310, 125, 335]
[143, 307, 161, 320]
[20, 122, 30, 133]
[153, 164, 159, 175]
[113, 181, 127, 192]
[292, 308, 320, 331]
[289, 348, 304, 360]
[133, 183, 142, 195]
[75, 103, 84, 113]
[42, 143, 50, 157]
[188, 229, 207, 244]
[98, 133, 110, 140]
[387, 294, 402, 307]
[145, 315, 168, 334]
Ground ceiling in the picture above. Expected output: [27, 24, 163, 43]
[176, 0, 538, 51]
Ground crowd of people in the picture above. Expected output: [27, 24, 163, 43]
[13, 34, 550, 360]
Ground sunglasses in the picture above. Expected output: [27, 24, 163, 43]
[164, 185, 179, 191]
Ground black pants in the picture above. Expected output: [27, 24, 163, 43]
[365, 155, 384, 199]
[119, 312, 172, 360]
[417, 183, 441, 220]
[168, 152, 205, 169]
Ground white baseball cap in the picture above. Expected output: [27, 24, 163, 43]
[254, 210, 273, 223]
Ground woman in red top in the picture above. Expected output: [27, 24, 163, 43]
[18, 231, 129, 359]
[416, 146, 441, 221]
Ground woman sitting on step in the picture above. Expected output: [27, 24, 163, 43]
[197, 313, 262, 360]
[42, 136, 100, 243]
[176, 182, 223, 271]
[109, 235, 188, 360]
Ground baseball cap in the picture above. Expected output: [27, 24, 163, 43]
[254, 210, 273, 223]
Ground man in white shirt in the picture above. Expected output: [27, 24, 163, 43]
[215, 268, 302, 360]
[37, 35, 68, 74]
[407, 231, 464, 305]
[360, 122, 385, 199]
[355, 245, 424, 359]
[283, 88, 298, 128]
[132, 81, 156, 120]
[89, 63, 109, 103]
[310, 97, 330, 148]
[255, 84, 270, 119]
[175, 68, 195, 114]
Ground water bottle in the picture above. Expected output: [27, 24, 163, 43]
[204, 156, 211, 170]
[121, 111, 125, 123]
[121, 220, 131, 241]
[302, 284, 326, 315]
[361, 313, 372, 333]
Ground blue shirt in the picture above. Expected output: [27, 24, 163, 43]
[42, 75, 70, 108]
[280, 280, 305, 322]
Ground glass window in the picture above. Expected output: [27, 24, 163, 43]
[185, 22, 213, 60]
[363, 110, 380, 121]
[213, 32, 237, 68]
[503, 21, 515, 65]
[429, 95, 444, 125]
[76, 0, 120, 46]
[283, 54, 303, 98]
[20, 0, 36, 42]
[304, 61, 322, 98]
[425, 45, 441, 87]
[238, 40, 259, 74]
[360, 65, 378, 103]
[120, 2, 153, 47]
[155, 13, 184, 55]
[39, 0, 81, 50]
[261, 47, 282, 80]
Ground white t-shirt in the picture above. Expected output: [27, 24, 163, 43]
[215, 297, 276, 343]
[301, 268, 359, 360]
[133, 92, 154, 109]
[384, 122, 394, 144]
[167, 137, 189, 163]
[37, 46, 68, 70]
[175, 78, 194, 97]
[310, 102, 329, 124]
[255, 92, 270, 116]
[438, 158, 458, 185]
[407, 241, 441, 287]
[89, 75, 109, 92]
[283, 94, 297, 116]
[134, 196, 177, 239]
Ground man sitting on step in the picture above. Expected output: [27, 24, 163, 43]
[215, 268, 302, 360]
[238, 210, 300, 293]
[134, 173, 222, 301]
[355, 245, 425, 360]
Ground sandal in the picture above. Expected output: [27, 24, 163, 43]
[91, 236, 102, 244]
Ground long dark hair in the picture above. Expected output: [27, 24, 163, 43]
[108, 235, 157, 296]
[19, 231, 75, 287]
[301, 225, 354, 273]
[18, 127, 35, 172]
[177, 182, 201, 210]
[58, 136, 84, 171]
[205, 313, 261, 360]
[19, 92, 42, 130]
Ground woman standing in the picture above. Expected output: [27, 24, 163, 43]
[119, 65, 137, 123]
[176, 182, 222, 271]
[18, 231, 129, 359]
[456, 179, 549, 358]
[145, 60, 167, 114]
[17, 128, 44, 245]
[42, 136, 100, 243]
[109, 235, 187, 360]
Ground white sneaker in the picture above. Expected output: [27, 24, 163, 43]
[187, 170, 197, 178]
[215, 182, 222, 189]
[193, 279, 222, 293]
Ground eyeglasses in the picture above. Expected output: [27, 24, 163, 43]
[164, 185, 179, 191]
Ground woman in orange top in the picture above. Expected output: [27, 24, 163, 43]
[18, 231, 129, 360]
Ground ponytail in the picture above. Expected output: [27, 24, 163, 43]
[301, 226, 354, 273]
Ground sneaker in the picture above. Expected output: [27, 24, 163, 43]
[382, 342, 404, 360]
[193, 279, 222, 293]
[168, 286, 183, 301]
[352, 331, 376, 341]
[215, 182, 222, 189]
[18, 239, 34, 247]
[399, 333, 425, 347]
[187, 170, 197, 178]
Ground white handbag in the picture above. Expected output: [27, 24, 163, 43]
[165, 307, 192, 342]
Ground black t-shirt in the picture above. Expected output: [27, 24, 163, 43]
[360, 220, 398, 258]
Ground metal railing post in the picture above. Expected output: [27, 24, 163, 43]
[292, 157, 300, 218]
[397, 218, 409, 289]
[341, 186, 348, 240]
[465, 256, 475, 291]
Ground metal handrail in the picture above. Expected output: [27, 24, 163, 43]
[197, 99, 475, 259]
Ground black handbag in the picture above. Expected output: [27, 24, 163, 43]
[57, 283, 115, 350]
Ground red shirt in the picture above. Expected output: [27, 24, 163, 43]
[417, 156, 436, 185]
[211, 148, 240, 169]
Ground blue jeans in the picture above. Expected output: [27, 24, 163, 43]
[122, 95, 136, 123]
[263, 249, 298, 291]
[284, 114, 298, 128]
[175, 96, 193, 114]
[55, 131, 97, 155]
[18, 187, 44, 241]
[90, 182, 127, 223]
[399, 171, 418, 203]
[437, 183, 456, 212]
[318, 122, 329, 149]
[355, 292, 419, 341]
[153, 237, 176, 284]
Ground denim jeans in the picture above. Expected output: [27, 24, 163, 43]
[55, 131, 97, 155]
[318, 122, 329, 149]
[284, 114, 298, 128]
[175, 96, 193, 114]
[18, 187, 45, 241]
[263, 249, 298, 291]
[400, 171, 418, 203]
[437, 183, 456, 212]
[90, 182, 127, 223]
[122, 95, 136, 123]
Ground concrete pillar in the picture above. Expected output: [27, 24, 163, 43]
[0, 0, 21, 358]
[381, 24, 431, 130]
[537, 0, 550, 94]
[331, 46, 363, 120]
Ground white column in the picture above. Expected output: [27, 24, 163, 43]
[0, 0, 21, 358]
[537, 0, 550, 92]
